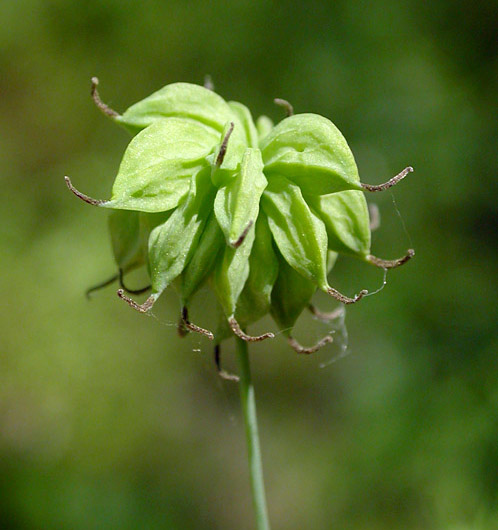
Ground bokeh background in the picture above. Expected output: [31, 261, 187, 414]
[1, 1, 497, 528]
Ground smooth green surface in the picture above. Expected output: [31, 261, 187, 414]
[117, 82, 236, 134]
[307, 190, 371, 258]
[181, 211, 225, 304]
[228, 101, 259, 148]
[109, 119, 217, 212]
[236, 338, 271, 530]
[261, 114, 361, 194]
[214, 222, 256, 318]
[270, 250, 318, 331]
[1, 1, 497, 529]
[148, 168, 215, 295]
[214, 148, 267, 246]
[262, 175, 329, 289]
[235, 214, 279, 328]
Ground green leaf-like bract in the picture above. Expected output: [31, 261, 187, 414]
[214, 223, 256, 318]
[181, 211, 225, 305]
[261, 114, 362, 195]
[116, 82, 237, 135]
[270, 250, 317, 331]
[106, 118, 218, 213]
[214, 148, 267, 246]
[307, 190, 371, 258]
[148, 168, 216, 296]
[262, 174, 330, 291]
[228, 101, 259, 148]
[235, 213, 279, 327]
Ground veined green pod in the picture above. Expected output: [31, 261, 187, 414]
[256, 115, 274, 143]
[270, 249, 337, 354]
[306, 190, 371, 258]
[262, 174, 329, 287]
[213, 219, 275, 343]
[108, 119, 218, 212]
[65, 118, 220, 214]
[234, 213, 279, 328]
[115, 82, 239, 135]
[228, 101, 259, 148]
[147, 167, 216, 302]
[180, 211, 225, 305]
[214, 148, 267, 247]
[270, 250, 317, 332]
[262, 174, 367, 304]
[261, 113, 362, 195]
[214, 223, 256, 319]
[92, 79, 251, 155]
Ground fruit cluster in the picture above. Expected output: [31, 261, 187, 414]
[66, 79, 413, 354]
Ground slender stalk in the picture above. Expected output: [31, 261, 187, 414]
[235, 337, 271, 530]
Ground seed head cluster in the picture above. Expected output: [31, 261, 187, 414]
[66, 78, 414, 355]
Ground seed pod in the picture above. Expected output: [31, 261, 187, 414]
[213, 222, 256, 319]
[261, 114, 362, 195]
[108, 210, 142, 271]
[181, 211, 225, 305]
[109, 210, 171, 272]
[306, 190, 371, 258]
[234, 213, 279, 328]
[115, 82, 239, 135]
[214, 148, 267, 247]
[255, 115, 274, 143]
[109, 119, 218, 212]
[228, 101, 259, 148]
[262, 174, 368, 304]
[148, 167, 216, 299]
[262, 174, 329, 286]
[270, 249, 317, 331]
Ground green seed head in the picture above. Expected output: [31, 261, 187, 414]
[68, 78, 415, 354]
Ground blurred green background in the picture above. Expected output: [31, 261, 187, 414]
[1, 1, 497, 528]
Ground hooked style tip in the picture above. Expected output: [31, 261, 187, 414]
[65, 176, 106, 206]
[361, 166, 414, 192]
[327, 286, 368, 305]
[215, 122, 235, 167]
[274, 98, 294, 117]
[288, 335, 333, 355]
[230, 220, 254, 249]
[368, 249, 415, 269]
[228, 317, 274, 342]
[181, 307, 214, 340]
[117, 289, 156, 313]
[90, 76, 120, 118]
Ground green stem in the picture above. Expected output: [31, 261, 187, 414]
[235, 337, 271, 530]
